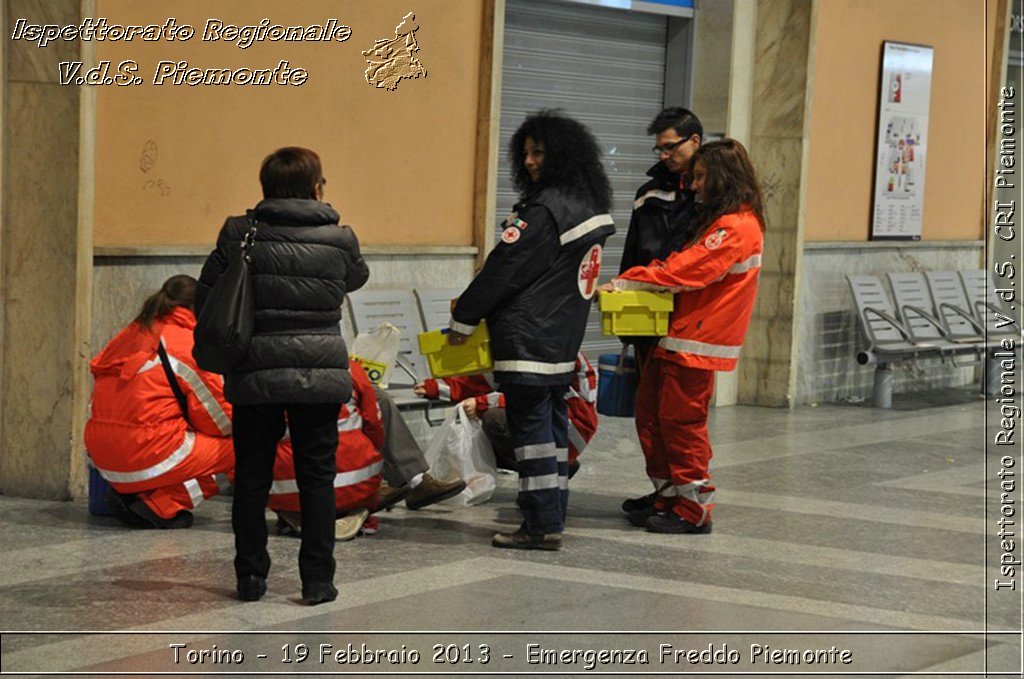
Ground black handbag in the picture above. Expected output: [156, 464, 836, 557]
[193, 218, 257, 373]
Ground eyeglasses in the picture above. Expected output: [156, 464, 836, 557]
[652, 138, 686, 157]
[318, 177, 327, 187]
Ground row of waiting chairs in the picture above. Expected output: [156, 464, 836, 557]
[847, 270, 1019, 407]
[342, 288, 462, 412]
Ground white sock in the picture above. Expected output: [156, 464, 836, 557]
[410, 473, 425, 489]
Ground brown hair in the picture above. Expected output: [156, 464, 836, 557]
[690, 139, 765, 238]
[259, 147, 324, 199]
[134, 275, 196, 329]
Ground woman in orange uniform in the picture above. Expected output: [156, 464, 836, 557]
[604, 139, 765, 535]
[85, 275, 235, 528]
[269, 362, 384, 541]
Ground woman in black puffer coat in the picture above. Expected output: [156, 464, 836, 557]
[196, 147, 369, 605]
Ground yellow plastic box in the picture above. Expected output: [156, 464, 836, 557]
[417, 322, 493, 378]
[599, 291, 674, 336]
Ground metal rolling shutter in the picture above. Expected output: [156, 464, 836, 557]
[496, 0, 669, 360]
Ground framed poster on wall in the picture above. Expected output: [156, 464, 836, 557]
[870, 41, 934, 240]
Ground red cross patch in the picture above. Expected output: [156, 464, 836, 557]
[705, 228, 727, 250]
[577, 244, 603, 299]
[501, 227, 521, 244]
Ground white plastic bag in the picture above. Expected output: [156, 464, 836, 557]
[350, 322, 401, 387]
[424, 407, 498, 506]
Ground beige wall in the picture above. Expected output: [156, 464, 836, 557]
[804, 0, 988, 242]
[93, 0, 485, 248]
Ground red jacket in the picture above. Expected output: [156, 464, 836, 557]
[85, 307, 233, 494]
[268, 362, 383, 514]
[421, 353, 598, 461]
[617, 210, 763, 371]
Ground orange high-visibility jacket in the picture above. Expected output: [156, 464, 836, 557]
[85, 307, 234, 502]
[617, 210, 763, 372]
[268, 362, 384, 514]
[420, 353, 599, 463]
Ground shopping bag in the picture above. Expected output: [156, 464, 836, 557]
[424, 407, 498, 506]
[350, 322, 401, 387]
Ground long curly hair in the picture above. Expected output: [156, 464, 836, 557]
[509, 110, 612, 213]
[690, 139, 765, 238]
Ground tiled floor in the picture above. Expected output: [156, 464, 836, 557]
[0, 393, 1019, 676]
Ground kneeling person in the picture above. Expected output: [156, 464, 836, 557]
[415, 352, 598, 477]
[85, 276, 235, 529]
[269, 362, 384, 541]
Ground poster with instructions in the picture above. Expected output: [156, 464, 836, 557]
[870, 41, 934, 240]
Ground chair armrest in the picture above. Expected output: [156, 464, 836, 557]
[900, 304, 952, 337]
[862, 306, 912, 343]
[976, 300, 1023, 332]
[938, 302, 985, 334]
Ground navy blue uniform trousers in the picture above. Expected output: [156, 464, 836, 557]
[502, 383, 570, 535]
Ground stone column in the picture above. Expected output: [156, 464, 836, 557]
[737, 0, 815, 407]
[1, 0, 93, 499]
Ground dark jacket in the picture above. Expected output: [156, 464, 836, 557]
[451, 187, 615, 387]
[620, 161, 698, 273]
[196, 198, 369, 405]
[618, 162, 698, 350]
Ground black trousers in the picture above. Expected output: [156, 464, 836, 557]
[232, 402, 341, 585]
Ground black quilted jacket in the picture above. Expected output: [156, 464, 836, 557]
[196, 198, 369, 405]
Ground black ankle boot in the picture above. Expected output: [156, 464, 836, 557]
[237, 575, 267, 602]
[302, 581, 338, 605]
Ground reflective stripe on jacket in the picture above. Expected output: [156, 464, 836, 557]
[421, 353, 598, 458]
[268, 362, 383, 514]
[85, 307, 233, 492]
[451, 187, 615, 386]
[616, 210, 763, 372]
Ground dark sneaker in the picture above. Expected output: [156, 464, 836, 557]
[621, 482, 672, 513]
[645, 513, 713, 534]
[375, 480, 411, 512]
[405, 474, 466, 510]
[128, 500, 192, 529]
[491, 529, 562, 551]
[275, 511, 302, 537]
[627, 506, 663, 527]
[236, 575, 266, 602]
[106, 490, 150, 528]
[302, 581, 338, 605]
[568, 460, 581, 479]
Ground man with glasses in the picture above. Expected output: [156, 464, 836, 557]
[618, 107, 703, 518]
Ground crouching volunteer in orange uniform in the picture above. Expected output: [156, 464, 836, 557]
[269, 362, 383, 541]
[85, 275, 234, 529]
[415, 352, 598, 477]
[602, 139, 764, 535]
[448, 111, 614, 551]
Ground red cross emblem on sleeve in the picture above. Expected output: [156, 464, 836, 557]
[577, 244, 603, 299]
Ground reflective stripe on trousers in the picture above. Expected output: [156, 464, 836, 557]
[504, 383, 570, 535]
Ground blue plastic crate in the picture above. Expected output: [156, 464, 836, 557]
[597, 352, 637, 417]
[88, 465, 118, 517]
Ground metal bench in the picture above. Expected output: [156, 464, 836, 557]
[415, 288, 464, 332]
[961, 269, 1021, 335]
[847, 274, 944, 408]
[348, 290, 449, 422]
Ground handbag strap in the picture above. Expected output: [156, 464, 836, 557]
[242, 214, 259, 264]
[157, 340, 192, 428]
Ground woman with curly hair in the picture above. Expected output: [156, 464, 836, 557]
[605, 138, 765, 535]
[448, 110, 615, 550]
